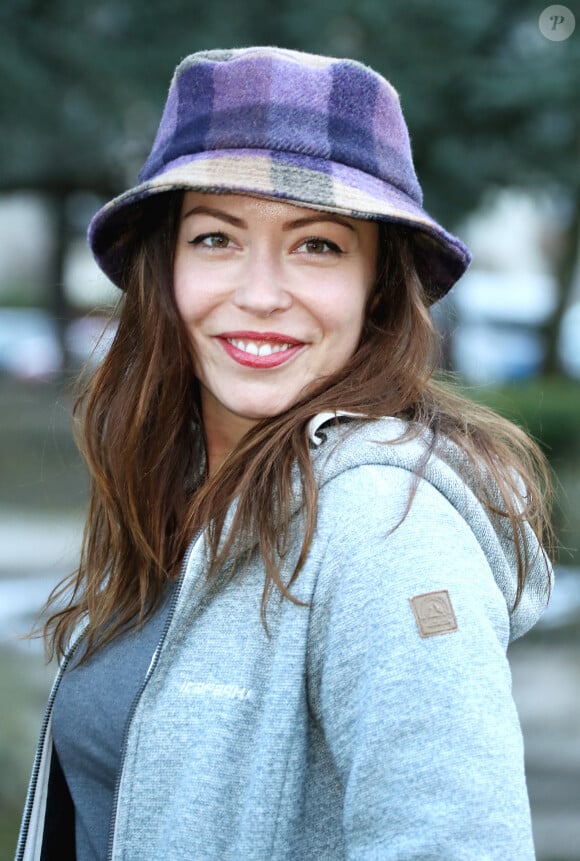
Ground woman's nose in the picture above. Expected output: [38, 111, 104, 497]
[232, 249, 292, 316]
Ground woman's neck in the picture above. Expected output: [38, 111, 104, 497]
[201, 400, 258, 476]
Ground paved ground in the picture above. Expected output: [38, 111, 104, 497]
[510, 640, 580, 860]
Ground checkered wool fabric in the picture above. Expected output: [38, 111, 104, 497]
[88, 47, 471, 299]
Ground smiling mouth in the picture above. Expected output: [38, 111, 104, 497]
[217, 332, 305, 368]
[225, 338, 294, 357]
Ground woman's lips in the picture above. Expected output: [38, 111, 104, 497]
[216, 331, 305, 369]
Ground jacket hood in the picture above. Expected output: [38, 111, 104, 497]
[307, 412, 552, 642]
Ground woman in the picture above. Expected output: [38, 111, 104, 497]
[17, 47, 552, 860]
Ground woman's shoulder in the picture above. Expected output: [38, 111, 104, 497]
[308, 412, 456, 493]
[309, 412, 489, 564]
[309, 412, 471, 520]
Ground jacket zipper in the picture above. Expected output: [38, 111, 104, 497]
[14, 624, 87, 861]
[106, 532, 203, 861]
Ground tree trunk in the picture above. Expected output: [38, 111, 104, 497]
[543, 200, 580, 376]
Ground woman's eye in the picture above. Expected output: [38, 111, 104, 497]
[190, 233, 231, 249]
[298, 238, 342, 255]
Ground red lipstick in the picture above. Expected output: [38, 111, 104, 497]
[216, 330, 305, 369]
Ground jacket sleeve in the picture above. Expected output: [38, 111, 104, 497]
[307, 464, 536, 860]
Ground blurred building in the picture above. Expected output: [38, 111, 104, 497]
[450, 190, 580, 382]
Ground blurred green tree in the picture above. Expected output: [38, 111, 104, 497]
[0, 0, 578, 372]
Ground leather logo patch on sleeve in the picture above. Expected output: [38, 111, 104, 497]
[409, 590, 458, 638]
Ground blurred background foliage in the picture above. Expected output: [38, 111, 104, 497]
[1, 1, 579, 856]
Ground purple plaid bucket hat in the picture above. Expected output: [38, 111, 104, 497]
[88, 46, 471, 301]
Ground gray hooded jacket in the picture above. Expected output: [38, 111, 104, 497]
[16, 415, 551, 860]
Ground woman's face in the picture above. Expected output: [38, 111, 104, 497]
[174, 191, 378, 435]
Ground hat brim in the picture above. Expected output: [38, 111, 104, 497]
[88, 150, 471, 301]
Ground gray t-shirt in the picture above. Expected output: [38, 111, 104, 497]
[52, 586, 175, 861]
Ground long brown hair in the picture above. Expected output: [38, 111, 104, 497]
[44, 192, 553, 660]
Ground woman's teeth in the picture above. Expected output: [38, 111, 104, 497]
[227, 339, 294, 357]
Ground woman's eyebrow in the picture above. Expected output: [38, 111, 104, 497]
[282, 215, 355, 232]
[181, 205, 356, 233]
[181, 205, 246, 227]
